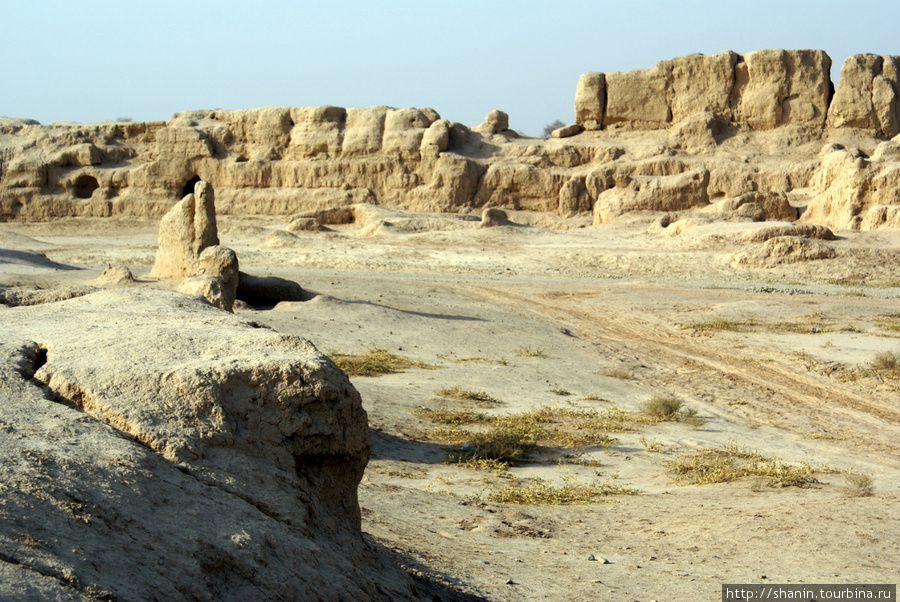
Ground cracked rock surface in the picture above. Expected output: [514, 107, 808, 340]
[0, 287, 414, 600]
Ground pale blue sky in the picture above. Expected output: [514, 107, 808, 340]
[3, 1, 899, 136]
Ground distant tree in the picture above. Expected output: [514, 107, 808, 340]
[542, 119, 566, 138]
[116, 116, 134, 122]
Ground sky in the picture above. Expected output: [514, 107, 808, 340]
[4, 0, 900, 137]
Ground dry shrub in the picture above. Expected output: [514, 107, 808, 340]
[641, 394, 683, 418]
[664, 442, 825, 488]
[598, 367, 632, 380]
[844, 472, 875, 497]
[419, 405, 662, 469]
[412, 407, 490, 426]
[436, 386, 501, 404]
[871, 350, 900, 373]
[685, 318, 751, 332]
[876, 313, 900, 333]
[640, 394, 704, 425]
[445, 424, 537, 465]
[515, 345, 546, 357]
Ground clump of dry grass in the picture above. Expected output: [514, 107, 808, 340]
[436, 354, 508, 365]
[685, 316, 834, 334]
[597, 367, 632, 380]
[871, 350, 900, 375]
[664, 442, 825, 488]
[330, 348, 432, 376]
[445, 424, 538, 465]
[487, 475, 639, 505]
[640, 436, 667, 453]
[435, 386, 502, 404]
[412, 407, 490, 426]
[685, 318, 751, 332]
[876, 313, 900, 333]
[844, 472, 875, 497]
[418, 405, 666, 469]
[515, 345, 546, 357]
[640, 394, 684, 418]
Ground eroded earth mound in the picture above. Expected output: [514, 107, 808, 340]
[0, 288, 414, 600]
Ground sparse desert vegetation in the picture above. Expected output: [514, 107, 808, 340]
[664, 442, 834, 488]
[844, 472, 876, 497]
[515, 345, 546, 357]
[434, 386, 501, 404]
[871, 350, 900, 374]
[487, 474, 639, 505]
[331, 347, 432, 376]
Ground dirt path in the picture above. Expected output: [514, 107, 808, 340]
[460, 282, 900, 464]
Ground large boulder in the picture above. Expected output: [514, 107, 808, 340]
[0, 288, 414, 600]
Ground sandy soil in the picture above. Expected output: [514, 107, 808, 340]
[2, 211, 899, 601]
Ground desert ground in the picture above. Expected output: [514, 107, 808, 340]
[2, 207, 898, 601]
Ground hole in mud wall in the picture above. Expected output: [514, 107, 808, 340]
[18, 344, 48, 380]
[72, 174, 100, 199]
[181, 175, 202, 198]
[33, 346, 48, 373]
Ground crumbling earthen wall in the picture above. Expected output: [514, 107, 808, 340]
[3, 49, 900, 229]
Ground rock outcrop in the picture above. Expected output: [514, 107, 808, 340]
[0, 288, 414, 600]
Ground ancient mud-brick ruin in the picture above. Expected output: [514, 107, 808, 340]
[2, 49, 900, 231]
